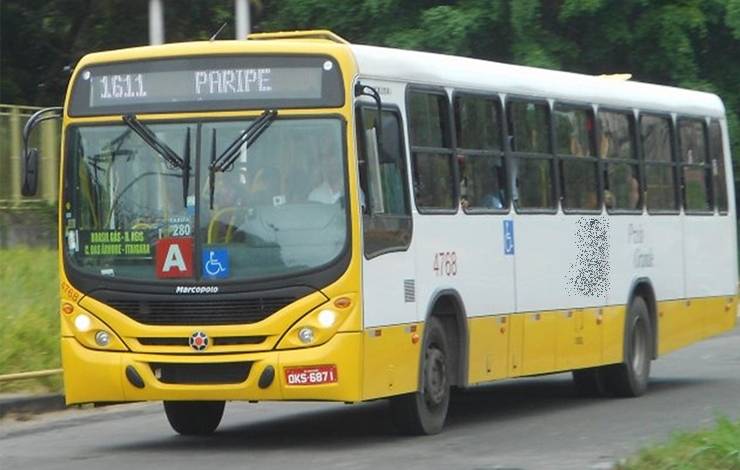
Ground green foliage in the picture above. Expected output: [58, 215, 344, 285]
[1, 0, 739, 162]
[0, 248, 61, 392]
[619, 416, 740, 470]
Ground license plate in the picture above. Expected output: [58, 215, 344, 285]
[284, 365, 338, 385]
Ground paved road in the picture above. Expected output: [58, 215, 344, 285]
[2, 327, 739, 470]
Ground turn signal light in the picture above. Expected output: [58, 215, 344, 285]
[334, 297, 352, 309]
[62, 303, 74, 314]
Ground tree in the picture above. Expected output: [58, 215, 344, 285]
[2, 0, 738, 160]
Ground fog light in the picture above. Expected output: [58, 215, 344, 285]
[298, 327, 315, 344]
[317, 309, 337, 328]
[95, 330, 110, 347]
[74, 314, 91, 332]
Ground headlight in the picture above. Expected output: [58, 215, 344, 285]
[317, 309, 337, 328]
[94, 330, 111, 347]
[298, 327, 315, 344]
[276, 296, 357, 350]
[74, 314, 92, 332]
[63, 309, 127, 351]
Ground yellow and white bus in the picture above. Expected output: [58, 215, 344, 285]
[22, 30, 737, 435]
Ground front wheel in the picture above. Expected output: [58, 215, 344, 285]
[163, 400, 225, 435]
[390, 316, 451, 435]
[602, 297, 652, 397]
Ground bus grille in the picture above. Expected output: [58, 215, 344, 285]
[106, 297, 295, 325]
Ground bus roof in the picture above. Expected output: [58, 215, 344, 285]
[73, 30, 726, 119]
[349, 43, 726, 118]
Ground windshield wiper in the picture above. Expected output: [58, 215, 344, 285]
[122, 114, 191, 207]
[208, 109, 278, 209]
[122, 114, 185, 169]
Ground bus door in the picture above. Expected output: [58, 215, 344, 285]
[357, 102, 418, 398]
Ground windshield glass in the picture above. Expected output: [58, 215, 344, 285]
[65, 118, 348, 282]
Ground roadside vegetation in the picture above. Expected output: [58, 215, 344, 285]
[619, 416, 740, 470]
[0, 247, 61, 392]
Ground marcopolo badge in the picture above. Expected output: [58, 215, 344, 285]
[189, 331, 209, 351]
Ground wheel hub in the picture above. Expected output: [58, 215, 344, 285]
[424, 346, 447, 407]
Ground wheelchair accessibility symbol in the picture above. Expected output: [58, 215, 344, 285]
[503, 220, 515, 255]
[202, 248, 230, 279]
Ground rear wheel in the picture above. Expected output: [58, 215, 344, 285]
[390, 316, 451, 435]
[163, 400, 225, 435]
[602, 297, 652, 397]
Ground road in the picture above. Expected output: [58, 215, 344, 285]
[2, 327, 739, 470]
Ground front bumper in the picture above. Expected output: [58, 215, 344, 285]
[61, 332, 363, 405]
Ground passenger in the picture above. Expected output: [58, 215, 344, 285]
[249, 166, 283, 206]
[458, 154, 471, 209]
[308, 140, 343, 204]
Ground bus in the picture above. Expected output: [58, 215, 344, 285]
[22, 30, 737, 436]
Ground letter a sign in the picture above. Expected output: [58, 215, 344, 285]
[155, 237, 194, 278]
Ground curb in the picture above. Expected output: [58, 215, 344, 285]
[0, 394, 66, 419]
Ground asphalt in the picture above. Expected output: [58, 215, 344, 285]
[2, 326, 739, 470]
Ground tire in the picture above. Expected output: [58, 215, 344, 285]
[390, 316, 451, 435]
[163, 400, 225, 435]
[572, 367, 606, 397]
[602, 297, 652, 397]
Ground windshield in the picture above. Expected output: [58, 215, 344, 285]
[65, 118, 348, 283]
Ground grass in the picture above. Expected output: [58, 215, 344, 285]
[0, 247, 62, 392]
[618, 416, 740, 470]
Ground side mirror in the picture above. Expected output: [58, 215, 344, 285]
[21, 148, 40, 196]
[20, 106, 63, 198]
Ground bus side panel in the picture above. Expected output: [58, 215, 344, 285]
[683, 213, 737, 344]
[362, 323, 422, 400]
[508, 314, 524, 377]
[657, 299, 693, 355]
[556, 307, 603, 371]
[467, 315, 509, 384]
[601, 304, 626, 365]
[515, 215, 604, 313]
[521, 311, 558, 375]
[698, 295, 737, 340]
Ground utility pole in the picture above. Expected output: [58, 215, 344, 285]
[149, 0, 165, 45]
[235, 0, 250, 39]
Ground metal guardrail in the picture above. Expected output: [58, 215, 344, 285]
[0, 104, 60, 210]
[0, 369, 63, 382]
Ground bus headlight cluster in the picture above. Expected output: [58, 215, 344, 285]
[277, 297, 355, 350]
[65, 310, 126, 351]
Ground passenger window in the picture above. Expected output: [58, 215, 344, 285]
[409, 91, 455, 211]
[456, 95, 502, 150]
[641, 115, 677, 211]
[599, 111, 641, 211]
[509, 101, 550, 154]
[357, 107, 412, 257]
[507, 100, 555, 210]
[454, 94, 507, 211]
[709, 120, 728, 214]
[678, 119, 711, 212]
[555, 105, 599, 211]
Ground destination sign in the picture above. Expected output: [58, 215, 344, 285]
[69, 55, 344, 116]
